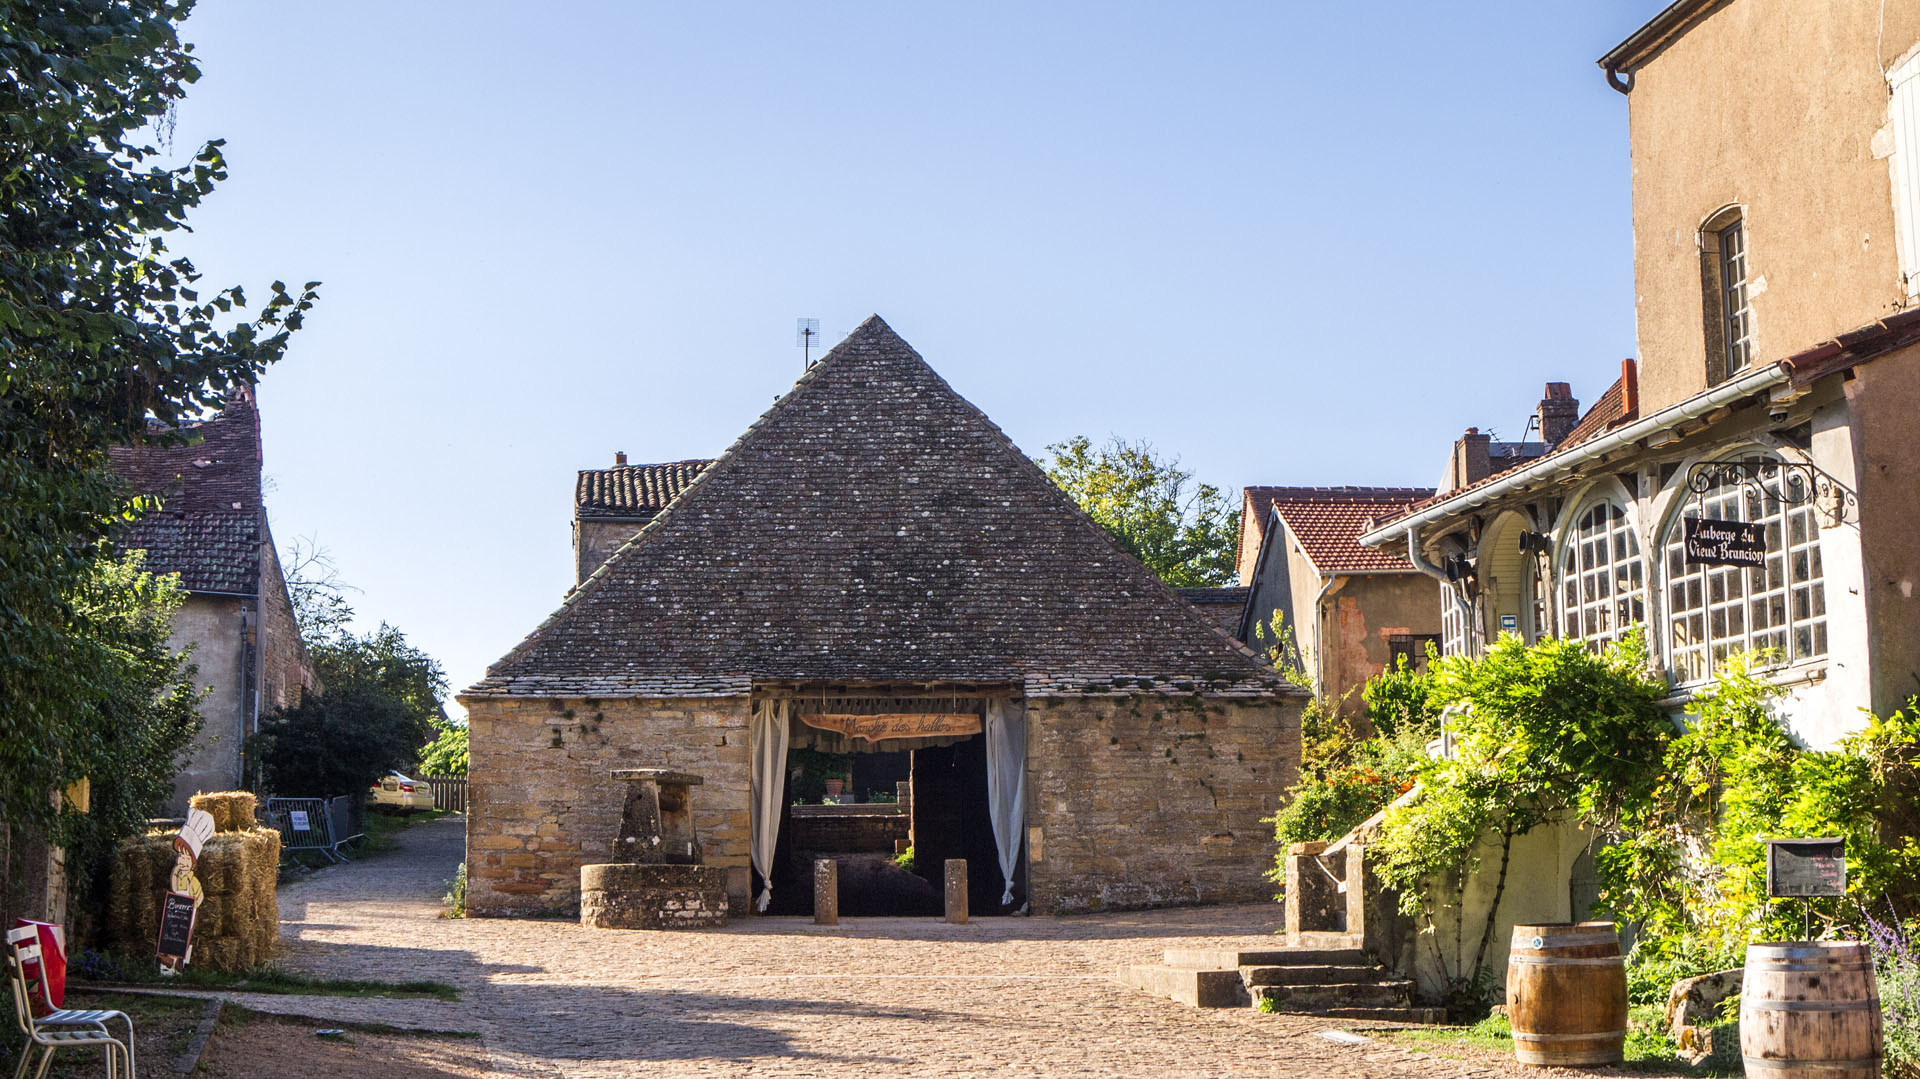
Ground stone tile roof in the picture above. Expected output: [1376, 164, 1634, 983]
[575, 460, 713, 520]
[105, 388, 264, 596]
[1267, 488, 1432, 574]
[1176, 586, 1250, 606]
[469, 316, 1294, 700]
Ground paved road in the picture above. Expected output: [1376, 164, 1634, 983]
[267, 816, 1526, 1077]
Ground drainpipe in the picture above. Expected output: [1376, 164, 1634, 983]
[1314, 576, 1348, 694]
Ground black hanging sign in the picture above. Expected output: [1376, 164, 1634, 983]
[1683, 517, 1767, 568]
[156, 891, 197, 962]
[1765, 837, 1846, 898]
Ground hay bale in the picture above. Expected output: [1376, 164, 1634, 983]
[106, 826, 280, 972]
[189, 791, 257, 833]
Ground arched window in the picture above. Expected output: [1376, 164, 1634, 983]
[1700, 206, 1754, 384]
[1557, 500, 1647, 648]
[1662, 460, 1828, 683]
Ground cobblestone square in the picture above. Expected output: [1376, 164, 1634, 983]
[248, 817, 1544, 1077]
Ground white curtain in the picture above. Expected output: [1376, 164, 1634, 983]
[984, 698, 1028, 907]
[749, 698, 790, 912]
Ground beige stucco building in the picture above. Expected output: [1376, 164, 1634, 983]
[1362, 0, 1920, 749]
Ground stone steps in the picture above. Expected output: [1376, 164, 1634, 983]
[1242, 963, 1398, 986]
[1117, 943, 1443, 1024]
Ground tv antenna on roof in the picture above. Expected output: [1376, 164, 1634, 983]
[796, 318, 821, 368]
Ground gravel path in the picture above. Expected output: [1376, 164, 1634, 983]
[267, 816, 1532, 1077]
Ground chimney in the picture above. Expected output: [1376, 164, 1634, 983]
[1620, 359, 1639, 420]
[1448, 427, 1493, 491]
[615, 451, 628, 467]
[1536, 382, 1580, 446]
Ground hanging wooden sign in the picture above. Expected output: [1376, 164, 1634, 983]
[1683, 517, 1767, 568]
[801, 713, 982, 743]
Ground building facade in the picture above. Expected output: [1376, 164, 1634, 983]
[1236, 488, 1441, 710]
[1360, 0, 1920, 750]
[109, 386, 314, 811]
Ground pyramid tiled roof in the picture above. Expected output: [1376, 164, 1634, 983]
[575, 460, 712, 520]
[469, 317, 1292, 700]
[1265, 488, 1432, 574]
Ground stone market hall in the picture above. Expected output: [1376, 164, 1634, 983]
[460, 317, 1303, 918]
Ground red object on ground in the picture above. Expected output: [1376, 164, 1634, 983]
[10, 918, 66, 1015]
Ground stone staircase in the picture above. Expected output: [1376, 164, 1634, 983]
[1118, 940, 1443, 1022]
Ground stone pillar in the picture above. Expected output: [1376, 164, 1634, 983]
[944, 859, 969, 924]
[813, 859, 839, 926]
[1284, 841, 1338, 946]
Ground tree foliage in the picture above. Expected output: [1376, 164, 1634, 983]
[49, 549, 204, 927]
[254, 689, 429, 799]
[1366, 633, 1671, 988]
[261, 551, 451, 791]
[1598, 655, 1920, 976]
[1041, 435, 1240, 587]
[0, 0, 318, 837]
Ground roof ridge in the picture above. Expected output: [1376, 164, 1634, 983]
[480, 314, 1285, 693]
[487, 319, 897, 675]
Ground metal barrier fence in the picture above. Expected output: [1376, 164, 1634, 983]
[266, 796, 343, 863]
[266, 795, 364, 862]
[424, 775, 467, 813]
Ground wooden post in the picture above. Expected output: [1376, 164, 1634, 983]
[813, 858, 838, 926]
[944, 858, 968, 924]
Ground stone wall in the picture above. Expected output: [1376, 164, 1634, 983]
[463, 695, 752, 916]
[788, 805, 909, 854]
[1024, 693, 1300, 914]
[257, 528, 315, 711]
[573, 519, 642, 585]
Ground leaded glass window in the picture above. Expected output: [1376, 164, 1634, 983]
[1557, 501, 1647, 649]
[1662, 463, 1827, 684]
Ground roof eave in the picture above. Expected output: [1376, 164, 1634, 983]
[1358, 360, 1791, 548]
[1598, 0, 1718, 74]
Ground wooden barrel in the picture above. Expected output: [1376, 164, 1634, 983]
[1506, 921, 1628, 1067]
[1741, 941, 1882, 1078]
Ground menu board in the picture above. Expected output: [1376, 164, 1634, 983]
[1766, 837, 1847, 898]
[157, 891, 197, 961]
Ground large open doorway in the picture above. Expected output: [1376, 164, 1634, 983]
[752, 690, 1025, 918]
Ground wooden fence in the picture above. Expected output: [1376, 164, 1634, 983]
[424, 774, 468, 813]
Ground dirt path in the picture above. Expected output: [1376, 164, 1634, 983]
[261, 816, 1541, 1077]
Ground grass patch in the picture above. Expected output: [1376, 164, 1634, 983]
[72, 951, 460, 1001]
[1382, 1005, 1741, 1077]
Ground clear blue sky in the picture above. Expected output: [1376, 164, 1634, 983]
[167, 1, 1662, 713]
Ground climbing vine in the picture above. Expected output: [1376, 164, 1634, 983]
[1598, 654, 1920, 976]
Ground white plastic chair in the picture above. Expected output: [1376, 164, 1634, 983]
[6, 926, 133, 1079]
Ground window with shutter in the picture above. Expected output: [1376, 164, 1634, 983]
[1889, 53, 1920, 296]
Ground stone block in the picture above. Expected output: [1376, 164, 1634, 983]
[1665, 968, 1743, 1040]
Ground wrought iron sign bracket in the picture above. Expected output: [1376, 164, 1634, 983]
[1686, 459, 1856, 527]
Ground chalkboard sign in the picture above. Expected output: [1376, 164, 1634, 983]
[156, 891, 197, 961]
[1684, 517, 1767, 568]
[1766, 837, 1846, 898]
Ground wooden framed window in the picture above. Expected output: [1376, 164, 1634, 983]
[1718, 220, 1754, 374]
[1699, 206, 1754, 384]
[1661, 461, 1827, 684]
[1557, 500, 1647, 650]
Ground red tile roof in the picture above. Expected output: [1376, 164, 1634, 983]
[1262, 488, 1433, 574]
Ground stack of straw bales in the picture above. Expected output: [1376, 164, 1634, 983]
[107, 790, 281, 971]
